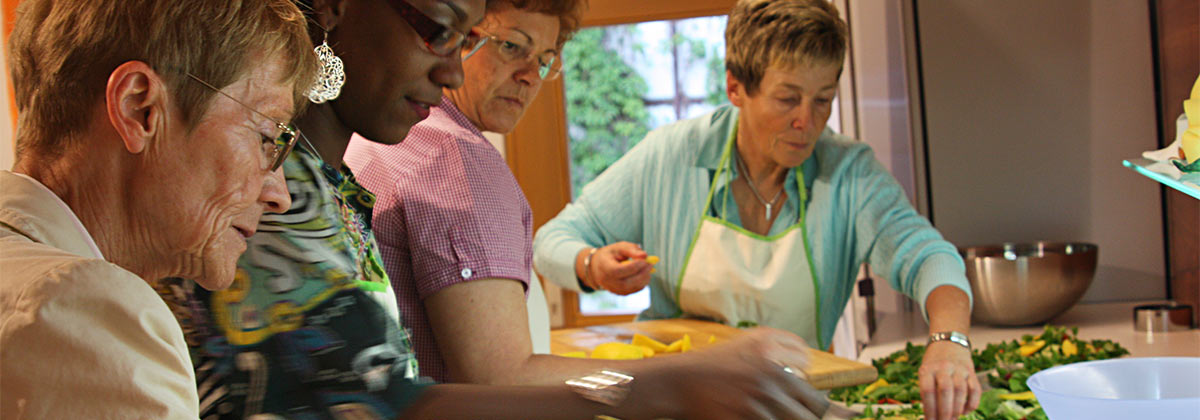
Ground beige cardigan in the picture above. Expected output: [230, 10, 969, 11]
[0, 171, 199, 419]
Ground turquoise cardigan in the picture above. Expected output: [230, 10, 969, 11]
[533, 106, 971, 348]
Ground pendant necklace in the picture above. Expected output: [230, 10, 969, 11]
[735, 151, 785, 221]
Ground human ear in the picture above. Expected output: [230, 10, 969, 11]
[105, 61, 167, 155]
[726, 70, 745, 108]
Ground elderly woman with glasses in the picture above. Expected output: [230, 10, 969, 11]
[162, 0, 825, 419]
[0, 0, 314, 417]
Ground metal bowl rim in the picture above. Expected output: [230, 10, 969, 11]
[958, 241, 1098, 259]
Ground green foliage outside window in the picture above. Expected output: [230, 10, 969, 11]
[563, 27, 653, 197]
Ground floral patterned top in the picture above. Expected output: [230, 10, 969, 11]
[157, 146, 429, 420]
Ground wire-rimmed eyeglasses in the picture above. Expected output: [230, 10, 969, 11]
[186, 73, 298, 172]
[472, 29, 562, 80]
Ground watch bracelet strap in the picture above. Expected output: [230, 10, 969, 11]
[927, 331, 971, 349]
[565, 369, 633, 407]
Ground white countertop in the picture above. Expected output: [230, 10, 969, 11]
[858, 300, 1200, 362]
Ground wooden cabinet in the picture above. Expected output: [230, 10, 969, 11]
[1152, 0, 1200, 327]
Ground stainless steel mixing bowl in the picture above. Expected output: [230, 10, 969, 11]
[960, 242, 1097, 326]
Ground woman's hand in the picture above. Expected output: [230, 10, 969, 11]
[918, 341, 981, 420]
[627, 327, 830, 420]
[581, 242, 654, 295]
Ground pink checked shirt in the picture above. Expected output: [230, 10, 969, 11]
[344, 97, 533, 382]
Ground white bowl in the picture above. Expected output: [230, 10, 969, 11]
[1027, 357, 1200, 420]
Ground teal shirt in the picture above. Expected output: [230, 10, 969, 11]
[532, 106, 972, 347]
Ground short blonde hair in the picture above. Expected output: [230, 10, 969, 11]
[725, 0, 848, 95]
[487, 0, 589, 49]
[8, 0, 318, 157]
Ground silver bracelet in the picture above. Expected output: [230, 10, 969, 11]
[582, 247, 602, 291]
[927, 331, 971, 350]
[565, 369, 633, 407]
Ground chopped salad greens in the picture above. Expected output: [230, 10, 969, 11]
[831, 325, 1129, 420]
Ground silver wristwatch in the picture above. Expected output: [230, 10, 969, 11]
[565, 369, 633, 407]
[927, 331, 971, 350]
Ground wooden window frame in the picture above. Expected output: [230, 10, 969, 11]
[506, 0, 737, 328]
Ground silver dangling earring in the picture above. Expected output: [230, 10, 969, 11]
[306, 33, 345, 104]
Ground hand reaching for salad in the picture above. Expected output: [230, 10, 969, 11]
[918, 340, 980, 420]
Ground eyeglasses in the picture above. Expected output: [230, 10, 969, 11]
[389, 0, 487, 59]
[186, 73, 299, 172]
[473, 29, 562, 80]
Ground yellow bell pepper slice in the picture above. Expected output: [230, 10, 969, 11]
[632, 334, 669, 353]
[590, 342, 646, 360]
[862, 378, 889, 395]
[999, 391, 1037, 401]
[664, 334, 694, 353]
[1018, 340, 1046, 357]
[1062, 339, 1078, 357]
[559, 351, 588, 358]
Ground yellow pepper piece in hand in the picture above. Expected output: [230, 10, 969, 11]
[559, 351, 588, 358]
[707, 334, 717, 344]
[1062, 339, 1078, 357]
[862, 378, 889, 395]
[620, 255, 661, 265]
[999, 391, 1037, 401]
[1018, 340, 1046, 357]
[590, 342, 646, 360]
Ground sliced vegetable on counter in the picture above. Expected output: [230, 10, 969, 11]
[556, 333, 703, 360]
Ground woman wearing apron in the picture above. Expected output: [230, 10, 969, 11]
[533, 1, 980, 420]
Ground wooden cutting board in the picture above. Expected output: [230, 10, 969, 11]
[550, 319, 877, 390]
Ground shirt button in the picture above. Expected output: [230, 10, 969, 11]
[461, 268, 473, 279]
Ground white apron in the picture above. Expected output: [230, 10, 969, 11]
[674, 129, 823, 349]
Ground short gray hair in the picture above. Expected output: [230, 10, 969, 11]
[725, 0, 848, 95]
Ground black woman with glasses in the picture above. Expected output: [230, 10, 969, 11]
[161, 0, 824, 419]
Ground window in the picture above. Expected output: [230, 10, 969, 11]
[563, 16, 729, 315]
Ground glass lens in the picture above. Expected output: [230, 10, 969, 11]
[268, 125, 297, 171]
[429, 30, 465, 55]
[538, 54, 561, 79]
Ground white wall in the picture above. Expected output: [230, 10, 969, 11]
[847, 0, 918, 206]
[916, 0, 1165, 302]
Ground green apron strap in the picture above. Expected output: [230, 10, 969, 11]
[674, 123, 739, 304]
